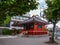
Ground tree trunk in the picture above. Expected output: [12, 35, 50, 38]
[49, 22, 56, 43]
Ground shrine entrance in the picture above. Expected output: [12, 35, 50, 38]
[24, 22, 34, 31]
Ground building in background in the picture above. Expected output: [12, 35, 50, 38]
[10, 16, 30, 29]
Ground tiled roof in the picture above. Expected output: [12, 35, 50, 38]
[12, 16, 48, 26]
[22, 16, 48, 24]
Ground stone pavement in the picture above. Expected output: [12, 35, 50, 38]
[0, 35, 60, 45]
[0, 35, 18, 38]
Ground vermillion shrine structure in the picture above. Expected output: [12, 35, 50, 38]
[12, 16, 48, 35]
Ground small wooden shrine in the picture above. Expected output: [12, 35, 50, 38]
[12, 16, 48, 35]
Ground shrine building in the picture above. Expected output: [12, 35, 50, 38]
[12, 16, 48, 35]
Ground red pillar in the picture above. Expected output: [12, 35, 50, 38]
[34, 23, 38, 31]
[33, 23, 38, 35]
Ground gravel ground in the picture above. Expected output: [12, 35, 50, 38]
[0, 35, 60, 45]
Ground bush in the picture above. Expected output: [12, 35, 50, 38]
[2, 28, 11, 35]
[2, 28, 20, 35]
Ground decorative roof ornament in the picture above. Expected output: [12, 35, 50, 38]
[32, 14, 39, 17]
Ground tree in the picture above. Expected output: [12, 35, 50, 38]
[44, 0, 60, 43]
[0, 0, 38, 25]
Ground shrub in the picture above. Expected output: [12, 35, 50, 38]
[2, 28, 11, 35]
[2, 28, 20, 35]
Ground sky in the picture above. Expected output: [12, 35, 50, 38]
[29, 0, 47, 17]
[29, 0, 60, 28]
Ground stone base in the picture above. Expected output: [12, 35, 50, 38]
[27, 31, 48, 35]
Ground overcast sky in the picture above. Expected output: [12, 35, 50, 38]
[29, 0, 46, 17]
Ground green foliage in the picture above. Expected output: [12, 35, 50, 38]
[44, 0, 60, 42]
[2, 28, 11, 35]
[0, 15, 10, 26]
[9, 0, 38, 16]
[0, 0, 38, 25]
[44, 0, 60, 23]
[2, 28, 19, 35]
[3, 15, 10, 25]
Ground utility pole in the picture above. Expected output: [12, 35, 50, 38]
[40, 6, 41, 16]
[40, 4, 44, 17]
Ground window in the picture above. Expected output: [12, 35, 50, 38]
[38, 24, 42, 28]
[31, 25, 34, 28]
